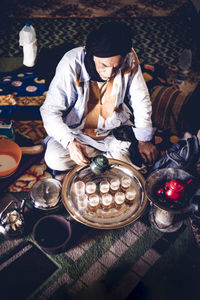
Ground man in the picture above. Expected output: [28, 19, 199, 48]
[40, 22, 158, 176]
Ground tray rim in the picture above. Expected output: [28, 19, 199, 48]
[62, 158, 148, 229]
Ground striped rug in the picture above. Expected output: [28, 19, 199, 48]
[0, 203, 199, 300]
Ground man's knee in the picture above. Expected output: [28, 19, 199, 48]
[44, 150, 72, 171]
[44, 142, 75, 171]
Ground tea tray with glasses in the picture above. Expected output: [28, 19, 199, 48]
[62, 159, 148, 229]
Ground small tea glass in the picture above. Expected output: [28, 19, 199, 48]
[99, 180, 110, 195]
[114, 191, 125, 207]
[120, 175, 132, 191]
[88, 194, 100, 211]
[85, 181, 96, 195]
[77, 194, 88, 211]
[74, 180, 85, 196]
[101, 193, 113, 210]
[110, 177, 120, 193]
[125, 187, 137, 205]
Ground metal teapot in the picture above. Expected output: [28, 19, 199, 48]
[89, 155, 111, 175]
[157, 178, 194, 201]
[0, 199, 25, 238]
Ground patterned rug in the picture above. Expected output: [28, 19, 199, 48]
[0, 192, 200, 300]
[0, 17, 195, 69]
[1, 69, 200, 300]
[3, 0, 196, 18]
[1, 62, 199, 193]
[1, 11, 200, 300]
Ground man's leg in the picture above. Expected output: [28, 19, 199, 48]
[44, 137, 102, 171]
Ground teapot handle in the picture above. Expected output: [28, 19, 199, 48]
[0, 200, 15, 221]
[164, 183, 170, 190]
[19, 199, 26, 213]
[187, 179, 193, 185]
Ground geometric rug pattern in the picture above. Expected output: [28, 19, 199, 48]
[1, 17, 193, 66]
[13, 120, 46, 144]
[7, 0, 195, 18]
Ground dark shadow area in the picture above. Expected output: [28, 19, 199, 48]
[181, 81, 200, 135]
[35, 42, 76, 89]
[0, 241, 58, 300]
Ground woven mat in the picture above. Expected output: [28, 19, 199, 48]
[0, 131, 200, 299]
[0, 17, 194, 68]
[0, 195, 199, 300]
[5, 0, 195, 18]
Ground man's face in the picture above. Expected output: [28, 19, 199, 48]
[93, 55, 124, 81]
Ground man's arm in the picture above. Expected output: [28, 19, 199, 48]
[40, 51, 79, 149]
[40, 48, 92, 166]
[68, 139, 90, 165]
[138, 140, 158, 165]
[127, 62, 159, 164]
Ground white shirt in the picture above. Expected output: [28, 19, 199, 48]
[40, 47, 155, 151]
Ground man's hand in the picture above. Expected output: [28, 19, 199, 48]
[138, 141, 159, 165]
[68, 139, 90, 165]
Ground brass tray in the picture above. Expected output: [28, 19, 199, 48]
[62, 159, 148, 229]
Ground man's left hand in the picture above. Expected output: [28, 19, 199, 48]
[138, 141, 159, 165]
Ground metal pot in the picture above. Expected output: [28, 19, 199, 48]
[0, 199, 25, 238]
[89, 155, 111, 175]
[145, 168, 198, 232]
[32, 214, 72, 254]
[157, 178, 194, 201]
[30, 178, 62, 212]
[145, 168, 198, 214]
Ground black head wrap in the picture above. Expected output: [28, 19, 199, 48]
[84, 22, 133, 82]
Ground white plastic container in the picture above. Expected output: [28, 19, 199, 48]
[19, 23, 37, 67]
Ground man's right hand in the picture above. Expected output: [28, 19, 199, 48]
[68, 139, 90, 165]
